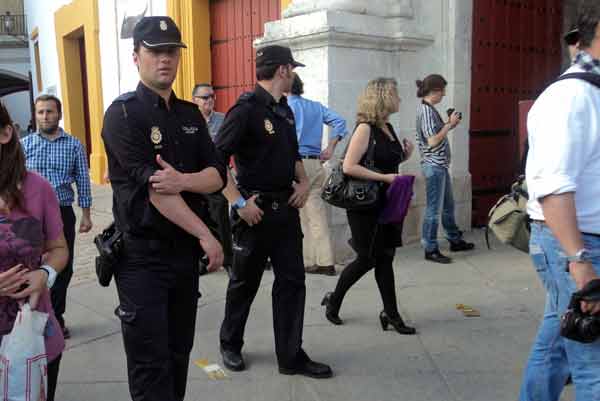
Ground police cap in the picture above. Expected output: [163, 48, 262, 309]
[133, 16, 187, 49]
[256, 45, 305, 68]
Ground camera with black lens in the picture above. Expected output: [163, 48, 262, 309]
[446, 108, 462, 120]
[93, 222, 123, 287]
[560, 279, 600, 343]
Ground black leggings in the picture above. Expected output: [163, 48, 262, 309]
[330, 210, 400, 318]
[47, 353, 61, 401]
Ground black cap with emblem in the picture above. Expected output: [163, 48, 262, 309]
[256, 45, 305, 68]
[133, 16, 187, 49]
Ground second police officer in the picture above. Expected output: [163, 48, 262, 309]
[216, 45, 333, 378]
[101, 17, 226, 401]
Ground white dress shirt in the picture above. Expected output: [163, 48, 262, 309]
[526, 65, 600, 234]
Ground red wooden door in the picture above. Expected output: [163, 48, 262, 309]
[470, 0, 562, 226]
[210, 0, 280, 113]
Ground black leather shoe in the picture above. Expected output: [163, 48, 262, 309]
[449, 239, 475, 252]
[279, 353, 333, 379]
[220, 348, 245, 371]
[425, 250, 452, 264]
[321, 292, 343, 325]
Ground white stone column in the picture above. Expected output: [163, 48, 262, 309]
[257, 0, 473, 261]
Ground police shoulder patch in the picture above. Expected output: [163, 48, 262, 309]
[237, 92, 256, 104]
[114, 92, 136, 103]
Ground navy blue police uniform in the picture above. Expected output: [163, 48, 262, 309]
[216, 82, 311, 370]
[100, 16, 226, 401]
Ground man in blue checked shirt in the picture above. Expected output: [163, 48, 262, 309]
[286, 74, 348, 276]
[21, 94, 93, 339]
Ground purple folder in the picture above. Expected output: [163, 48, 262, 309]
[379, 175, 415, 224]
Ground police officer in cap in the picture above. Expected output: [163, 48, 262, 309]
[101, 16, 226, 401]
[216, 45, 333, 378]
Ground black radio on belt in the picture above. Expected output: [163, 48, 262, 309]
[93, 222, 123, 287]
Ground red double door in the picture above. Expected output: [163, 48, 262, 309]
[470, 0, 563, 226]
[210, 0, 281, 113]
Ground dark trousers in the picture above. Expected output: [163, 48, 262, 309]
[330, 209, 400, 318]
[115, 239, 201, 401]
[51, 206, 76, 328]
[206, 193, 233, 266]
[220, 205, 306, 368]
[47, 354, 62, 401]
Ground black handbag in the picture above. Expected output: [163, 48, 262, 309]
[321, 127, 381, 210]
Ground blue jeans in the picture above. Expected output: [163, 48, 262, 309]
[421, 164, 462, 252]
[519, 223, 600, 401]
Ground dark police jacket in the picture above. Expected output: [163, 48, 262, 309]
[101, 82, 226, 244]
[215, 84, 301, 193]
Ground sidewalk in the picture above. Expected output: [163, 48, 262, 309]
[58, 184, 573, 401]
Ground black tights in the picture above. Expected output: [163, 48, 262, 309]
[47, 354, 61, 401]
[330, 210, 400, 319]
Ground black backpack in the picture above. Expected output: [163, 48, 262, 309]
[555, 72, 600, 88]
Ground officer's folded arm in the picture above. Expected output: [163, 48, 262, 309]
[148, 187, 224, 270]
[149, 155, 224, 195]
[179, 166, 224, 194]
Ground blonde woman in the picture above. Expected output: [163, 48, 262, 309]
[321, 78, 416, 334]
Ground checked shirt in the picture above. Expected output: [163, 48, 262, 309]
[21, 128, 92, 208]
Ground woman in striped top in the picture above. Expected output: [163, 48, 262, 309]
[415, 74, 474, 263]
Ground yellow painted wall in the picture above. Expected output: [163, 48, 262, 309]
[54, 0, 105, 184]
[281, 0, 292, 13]
[167, 0, 211, 101]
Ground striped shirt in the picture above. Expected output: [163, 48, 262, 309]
[416, 101, 451, 168]
[21, 128, 92, 208]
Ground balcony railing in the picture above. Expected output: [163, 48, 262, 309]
[0, 14, 27, 37]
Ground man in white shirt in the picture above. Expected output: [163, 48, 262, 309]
[520, 4, 600, 401]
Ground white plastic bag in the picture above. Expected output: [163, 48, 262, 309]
[0, 303, 49, 401]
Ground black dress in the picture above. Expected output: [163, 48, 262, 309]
[331, 123, 407, 318]
[348, 123, 405, 253]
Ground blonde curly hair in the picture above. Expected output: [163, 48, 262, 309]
[356, 78, 399, 128]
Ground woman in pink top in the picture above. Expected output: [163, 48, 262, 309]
[0, 102, 68, 401]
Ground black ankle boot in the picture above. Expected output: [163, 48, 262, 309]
[379, 311, 416, 335]
[321, 292, 343, 325]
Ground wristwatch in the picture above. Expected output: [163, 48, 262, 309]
[40, 264, 58, 288]
[231, 196, 247, 211]
[566, 249, 592, 264]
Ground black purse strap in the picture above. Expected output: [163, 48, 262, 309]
[340, 123, 376, 168]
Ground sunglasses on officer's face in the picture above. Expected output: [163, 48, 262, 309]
[194, 94, 215, 100]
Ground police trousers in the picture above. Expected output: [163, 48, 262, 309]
[51, 206, 76, 328]
[220, 203, 306, 369]
[115, 237, 201, 401]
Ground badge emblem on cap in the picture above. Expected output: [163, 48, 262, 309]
[264, 119, 275, 135]
[160, 20, 168, 31]
[151, 126, 163, 145]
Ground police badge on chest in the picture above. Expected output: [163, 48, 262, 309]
[151, 126, 163, 149]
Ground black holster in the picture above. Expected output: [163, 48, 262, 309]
[94, 222, 123, 287]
